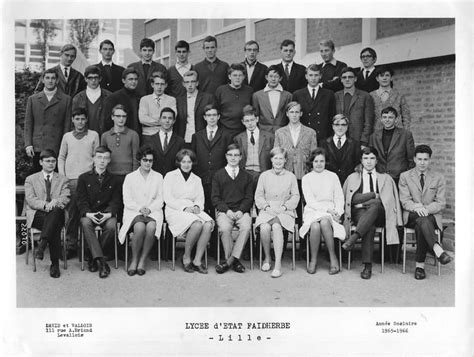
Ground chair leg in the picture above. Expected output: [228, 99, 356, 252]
[62, 227, 67, 270]
[292, 225, 296, 271]
[381, 229, 384, 273]
[436, 230, 441, 276]
[339, 240, 342, 271]
[158, 237, 161, 271]
[171, 235, 175, 271]
[259, 231, 262, 270]
[217, 231, 220, 265]
[31, 229, 36, 272]
[348, 251, 351, 270]
[402, 229, 407, 274]
[205, 245, 208, 269]
[114, 223, 119, 269]
[25, 228, 29, 265]
[125, 235, 128, 272]
[306, 234, 310, 271]
[80, 226, 85, 271]
[249, 229, 253, 270]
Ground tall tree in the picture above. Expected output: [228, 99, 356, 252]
[68, 19, 100, 59]
[32, 19, 59, 71]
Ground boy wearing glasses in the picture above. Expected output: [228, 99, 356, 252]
[356, 47, 379, 93]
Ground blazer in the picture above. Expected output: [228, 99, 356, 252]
[233, 129, 275, 172]
[24, 91, 72, 154]
[321, 136, 361, 185]
[191, 127, 233, 185]
[319, 60, 347, 92]
[242, 61, 268, 92]
[398, 168, 446, 230]
[96, 62, 125, 92]
[127, 61, 168, 98]
[165, 64, 194, 98]
[175, 91, 215, 138]
[72, 88, 112, 135]
[292, 86, 336, 143]
[24, 171, 70, 228]
[274, 124, 318, 180]
[252, 88, 292, 133]
[369, 127, 415, 180]
[335, 88, 375, 145]
[276, 62, 307, 93]
[151, 133, 185, 176]
[36, 65, 86, 98]
[343, 171, 403, 245]
[355, 67, 379, 93]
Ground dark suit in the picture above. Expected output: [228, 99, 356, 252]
[356, 67, 379, 93]
[36, 65, 86, 98]
[175, 91, 215, 140]
[369, 127, 415, 182]
[322, 136, 361, 185]
[96, 62, 125, 92]
[72, 88, 112, 135]
[276, 62, 307, 93]
[242, 61, 268, 92]
[142, 132, 185, 176]
[166, 65, 194, 98]
[234, 129, 275, 172]
[320, 60, 347, 92]
[292, 86, 336, 144]
[335, 88, 375, 146]
[252, 88, 292, 133]
[127, 61, 168, 98]
[102, 87, 141, 135]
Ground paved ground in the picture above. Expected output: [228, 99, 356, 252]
[16, 246, 455, 308]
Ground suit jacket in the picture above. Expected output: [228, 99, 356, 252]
[191, 127, 233, 185]
[175, 91, 215, 138]
[36, 65, 86, 98]
[24, 91, 72, 154]
[335, 88, 375, 145]
[127, 61, 168, 98]
[24, 171, 70, 227]
[398, 168, 445, 230]
[72, 88, 112, 135]
[242, 61, 268, 92]
[96, 62, 125, 92]
[292, 87, 336, 143]
[252, 88, 292, 133]
[234, 129, 275, 172]
[276, 62, 307, 93]
[355, 67, 379, 93]
[274, 124, 318, 180]
[322, 136, 361, 185]
[102, 87, 141, 135]
[151, 133, 185, 176]
[320, 60, 347, 92]
[369, 127, 415, 180]
[166, 64, 194, 98]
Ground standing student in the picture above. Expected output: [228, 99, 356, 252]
[318, 39, 347, 92]
[241, 40, 268, 92]
[355, 47, 378, 93]
[166, 40, 193, 98]
[95, 39, 125, 93]
[275, 39, 307, 93]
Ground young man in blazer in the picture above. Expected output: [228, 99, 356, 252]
[355, 47, 379, 93]
[275, 39, 307, 93]
[24, 149, 70, 278]
[398, 145, 452, 280]
[252, 65, 292, 133]
[292, 63, 336, 144]
[241, 40, 268, 92]
[127, 38, 168, 98]
[175, 70, 215, 145]
[166, 40, 193, 98]
[95, 39, 125, 93]
[319, 39, 347, 92]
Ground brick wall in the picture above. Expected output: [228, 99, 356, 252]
[215, 27, 245, 64]
[132, 19, 146, 55]
[307, 18, 362, 54]
[188, 41, 203, 64]
[256, 19, 295, 62]
[377, 18, 454, 39]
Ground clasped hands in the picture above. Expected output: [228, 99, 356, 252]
[226, 210, 243, 220]
[184, 206, 201, 214]
[44, 199, 66, 212]
[86, 211, 112, 225]
[264, 205, 287, 216]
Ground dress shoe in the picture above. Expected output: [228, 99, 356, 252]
[127, 269, 137, 276]
[414, 267, 426, 280]
[49, 264, 60, 278]
[34, 239, 47, 260]
[97, 259, 109, 278]
[438, 252, 452, 265]
[137, 268, 146, 276]
[215, 262, 230, 274]
[104, 262, 111, 274]
[181, 256, 194, 273]
[342, 233, 359, 251]
[360, 264, 372, 279]
[232, 259, 246, 273]
[192, 263, 208, 274]
[88, 259, 98, 273]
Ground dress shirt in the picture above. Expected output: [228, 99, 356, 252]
[43, 88, 57, 102]
[307, 84, 319, 99]
[176, 62, 192, 77]
[333, 134, 347, 147]
[42, 171, 52, 181]
[361, 66, 375, 78]
[101, 60, 113, 66]
[185, 91, 198, 143]
[282, 61, 293, 76]
[362, 169, 378, 194]
[224, 165, 240, 180]
[343, 87, 356, 96]
[322, 58, 337, 68]
[206, 126, 218, 140]
[86, 86, 101, 104]
[289, 124, 302, 147]
[59, 64, 71, 79]
[264, 84, 283, 118]
[159, 130, 173, 150]
[245, 60, 257, 82]
[247, 127, 259, 146]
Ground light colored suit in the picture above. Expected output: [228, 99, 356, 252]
[24, 171, 70, 228]
[252, 89, 292, 133]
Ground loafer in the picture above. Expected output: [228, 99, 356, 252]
[104, 262, 111, 274]
[261, 262, 271, 272]
[50, 264, 60, 278]
[192, 263, 208, 274]
[414, 267, 426, 280]
[34, 239, 47, 260]
[98, 259, 109, 278]
[88, 259, 98, 273]
[127, 269, 137, 276]
[232, 259, 246, 273]
[342, 234, 358, 251]
[271, 269, 282, 278]
[215, 262, 230, 274]
[182, 257, 194, 273]
[360, 265, 372, 280]
[137, 269, 146, 276]
[438, 252, 452, 265]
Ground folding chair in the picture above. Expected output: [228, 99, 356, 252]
[402, 227, 441, 276]
[79, 223, 119, 271]
[26, 226, 67, 272]
[347, 225, 385, 273]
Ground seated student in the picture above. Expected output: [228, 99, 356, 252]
[355, 47, 378, 93]
[342, 147, 402, 279]
[58, 107, 100, 259]
[76, 146, 122, 279]
[398, 144, 452, 280]
[163, 149, 214, 273]
[119, 146, 164, 276]
[24, 149, 70, 278]
[212, 144, 254, 274]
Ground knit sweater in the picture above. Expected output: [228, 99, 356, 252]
[100, 127, 139, 175]
[194, 58, 229, 95]
[215, 84, 253, 134]
[58, 130, 100, 179]
[211, 168, 254, 213]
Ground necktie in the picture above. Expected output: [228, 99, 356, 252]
[337, 137, 342, 149]
[163, 132, 169, 151]
[155, 96, 160, 107]
[208, 130, 214, 141]
[45, 175, 52, 202]
[312, 88, 316, 100]
[343, 92, 352, 117]
[364, 70, 369, 80]
[285, 63, 290, 79]
[143, 63, 150, 79]
[420, 173, 425, 190]
[368, 172, 374, 193]
[232, 168, 237, 179]
[64, 67, 68, 79]
[104, 65, 112, 83]
[250, 131, 255, 145]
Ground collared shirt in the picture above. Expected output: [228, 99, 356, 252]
[159, 130, 172, 150]
[185, 90, 198, 143]
[205, 57, 218, 71]
[42, 171, 53, 181]
[343, 87, 356, 96]
[322, 58, 337, 67]
[289, 124, 302, 147]
[175, 62, 192, 77]
[86, 86, 101, 104]
[43, 88, 57, 102]
[281, 61, 293, 75]
[245, 59, 257, 82]
[333, 134, 347, 147]
[361, 66, 375, 78]
[225, 165, 239, 179]
[362, 168, 378, 194]
[264, 84, 283, 118]
[206, 126, 218, 140]
[101, 60, 113, 66]
[59, 64, 71, 79]
[307, 84, 319, 99]
[141, 60, 152, 65]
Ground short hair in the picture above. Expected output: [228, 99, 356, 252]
[72, 107, 88, 118]
[319, 39, 335, 50]
[175, 148, 196, 167]
[122, 67, 138, 80]
[306, 63, 321, 74]
[99, 39, 115, 50]
[414, 144, 433, 157]
[332, 114, 348, 124]
[43, 68, 58, 79]
[136, 145, 156, 161]
[175, 40, 190, 51]
[361, 146, 379, 159]
[203, 104, 219, 115]
[84, 65, 101, 78]
[94, 146, 112, 155]
[381, 106, 398, 117]
[306, 148, 327, 171]
[111, 104, 127, 116]
[183, 70, 198, 81]
[226, 143, 241, 154]
[244, 40, 259, 51]
[286, 101, 301, 112]
[228, 63, 246, 75]
[270, 146, 288, 160]
[60, 44, 76, 54]
[375, 65, 394, 77]
[149, 71, 167, 84]
[39, 149, 57, 160]
[280, 39, 295, 49]
[242, 105, 257, 118]
[140, 38, 155, 50]
[341, 67, 356, 76]
[160, 107, 176, 120]
[360, 47, 377, 59]
[202, 35, 217, 47]
[265, 64, 283, 77]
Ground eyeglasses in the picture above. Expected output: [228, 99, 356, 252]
[226, 154, 241, 157]
[360, 55, 373, 59]
[333, 123, 348, 127]
[42, 159, 56, 163]
[86, 76, 100, 80]
[142, 158, 153, 163]
[341, 75, 355, 79]
[183, 80, 197, 84]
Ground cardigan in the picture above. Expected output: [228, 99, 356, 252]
[194, 58, 229, 95]
[211, 167, 254, 213]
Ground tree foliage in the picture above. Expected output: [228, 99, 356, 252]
[68, 19, 100, 59]
[32, 19, 59, 71]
